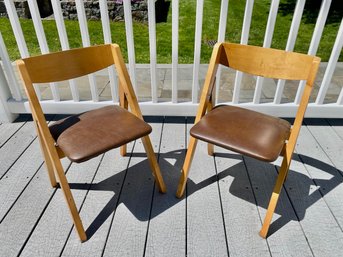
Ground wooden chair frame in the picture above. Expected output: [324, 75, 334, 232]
[176, 42, 320, 238]
[16, 44, 166, 242]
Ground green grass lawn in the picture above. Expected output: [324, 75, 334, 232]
[0, 0, 341, 62]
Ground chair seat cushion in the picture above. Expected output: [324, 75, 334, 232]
[49, 106, 151, 163]
[190, 105, 291, 162]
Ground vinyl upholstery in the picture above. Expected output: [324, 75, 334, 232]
[190, 105, 291, 162]
[49, 106, 151, 163]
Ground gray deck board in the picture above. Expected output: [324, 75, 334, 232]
[244, 157, 314, 257]
[0, 117, 343, 257]
[20, 157, 100, 257]
[145, 118, 186, 257]
[0, 120, 36, 178]
[214, 149, 270, 257]
[102, 122, 162, 257]
[61, 149, 131, 257]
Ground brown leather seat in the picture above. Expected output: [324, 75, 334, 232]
[190, 105, 291, 162]
[49, 106, 152, 163]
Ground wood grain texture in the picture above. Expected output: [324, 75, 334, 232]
[20, 156, 101, 256]
[214, 148, 270, 257]
[61, 149, 131, 257]
[103, 122, 162, 257]
[145, 117, 186, 257]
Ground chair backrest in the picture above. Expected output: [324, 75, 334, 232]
[197, 42, 320, 160]
[16, 44, 143, 156]
[220, 43, 318, 81]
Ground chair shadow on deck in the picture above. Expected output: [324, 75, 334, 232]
[68, 148, 342, 240]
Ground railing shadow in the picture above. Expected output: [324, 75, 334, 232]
[68, 148, 342, 240]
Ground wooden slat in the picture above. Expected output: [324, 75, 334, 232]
[315, 19, 343, 105]
[61, 149, 130, 256]
[232, 0, 254, 104]
[253, 0, 280, 104]
[148, 0, 158, 103]
[51, 0, 80, 102]
[0, 33, 22, 101]
[172, 0, 179, 103]
[274, 0, 305, 104]
[75, 0, 98, 102]
[244, 156, 314, 256]
[19, 156, 101, 256]
[295, 0, 332, 104]
[3, 0, 42, 100]
[192, 0, 204, 103]
[215, 0, 229, 103]
[27, 0, 60, 102]
[123, 0, 137, 92]
[99, 0, 118, 102]
[145, 117, 186, 256]
[103, 122, 162, 256]
[215, 150, 270, 256]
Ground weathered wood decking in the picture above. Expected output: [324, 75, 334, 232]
[0, 115, 343, 257]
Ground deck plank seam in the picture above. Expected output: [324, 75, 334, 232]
[59, 153, 107, 256]
[0, 116, 30, 149]
[142, 117, 165, 257]
[212, 154, 230, 256]
[241, 155, 273, 256]
[16, 162, 73, 256]
[0, 161, 44, 223]
[100, 140, 136, 257]
[304, 119, 343, 180]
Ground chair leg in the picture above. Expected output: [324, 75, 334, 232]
[176, 136, 198, 198]
[141, 136, 167, 193]
[259, 156, 290, 238]
[120, 82, 128, 156]
[35, 123, 57, 188]
[52, 158, 87, 242]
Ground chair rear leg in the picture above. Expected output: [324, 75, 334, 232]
[141, 136, 167, 193]
[259, 156, 290, 238]
[52, 157, 87, 241]
[176, 136, 198, 198]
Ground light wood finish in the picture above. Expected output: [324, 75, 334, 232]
[176, 42, 321, 238]
[119, 80, 128, 156]
[16, 44, 166, 241]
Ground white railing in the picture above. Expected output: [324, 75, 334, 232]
[0, 0, 342, 122]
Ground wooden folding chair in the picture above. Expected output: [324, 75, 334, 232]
[16, 44, 166, 242]
[176, 42, 320, 238]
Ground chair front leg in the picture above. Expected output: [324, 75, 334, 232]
[141, 136, 167, 193]
[259, 156, 291, 238]
[176, 136, 198, 198]
[52, 157, 87, 242]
